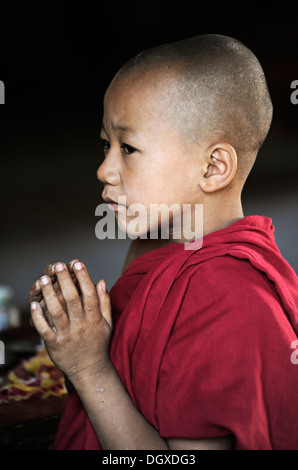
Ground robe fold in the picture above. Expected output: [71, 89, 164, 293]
[52, 216, 298, 450]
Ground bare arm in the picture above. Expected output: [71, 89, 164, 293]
[70, 362, 169, 450]
[69, 361, 233, 450]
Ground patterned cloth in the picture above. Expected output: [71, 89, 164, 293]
[0, 347, 67, 403]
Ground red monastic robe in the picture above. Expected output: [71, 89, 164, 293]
[52, 216, 298, 450]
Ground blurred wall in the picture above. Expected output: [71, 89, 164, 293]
[0, 3, 297, 310]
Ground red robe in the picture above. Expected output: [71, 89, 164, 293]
[52, 216, 298, 450]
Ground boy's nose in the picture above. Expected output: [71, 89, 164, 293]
[97, 161, 121, 186]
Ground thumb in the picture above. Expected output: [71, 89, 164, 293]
[96, 280, 112, 329]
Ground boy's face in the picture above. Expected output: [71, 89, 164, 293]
[97, 73, 203, 240]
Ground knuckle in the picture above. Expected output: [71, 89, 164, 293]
[65, 293, 80, 306]
[85, 288, 96, 299]
[86, 297, 99, 310]
[51, 306, 65, 318]
[39, 327, 52, 338]
[41, 330, 56, 343]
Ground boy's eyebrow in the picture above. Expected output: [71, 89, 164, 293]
[101, 121, 137, 135]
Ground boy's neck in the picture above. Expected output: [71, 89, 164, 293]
[169, 194, 244, 243]
[205, 193, 244, 236]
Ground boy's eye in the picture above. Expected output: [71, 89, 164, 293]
[121, 143, 137, 155]
[100, 139, 110, 151]
[99, 139, 137, 155]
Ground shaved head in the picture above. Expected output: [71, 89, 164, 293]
[113, 34, 273, 182]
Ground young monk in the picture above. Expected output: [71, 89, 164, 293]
[28, 34, 298, 450]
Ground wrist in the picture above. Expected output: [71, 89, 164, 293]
[68, 358, 114, 391]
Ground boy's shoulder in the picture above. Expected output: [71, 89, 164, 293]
[190, 253, 270, 288]
[171, 253, 296, 358]
[182, 255, 286, 325]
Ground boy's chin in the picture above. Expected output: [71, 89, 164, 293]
[117, 219, 167, 241]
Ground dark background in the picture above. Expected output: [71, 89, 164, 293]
[0, 2, 297, 310]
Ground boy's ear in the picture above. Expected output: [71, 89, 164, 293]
[200, 143, 238, 193]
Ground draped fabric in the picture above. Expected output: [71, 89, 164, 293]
[52, 216, 298, 450]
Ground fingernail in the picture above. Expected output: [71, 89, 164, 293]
[100, 280, 106, 292]
[74, 261, 83, 271]
[31, 301, 37, 310]
[55, 262, 64, 272]
[40, 275, 49, 286]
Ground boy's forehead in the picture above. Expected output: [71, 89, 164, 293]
[103, 72, 170, 124]
[105, 72, 159, 103]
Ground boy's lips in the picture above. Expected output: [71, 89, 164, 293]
[102, 195, 125, 211]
